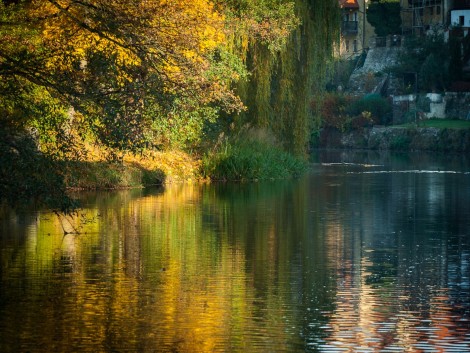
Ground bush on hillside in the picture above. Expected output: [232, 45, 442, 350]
[311, 93, 355, 131]
[348, 94, 392, 125]
[312, 93, 392, 131]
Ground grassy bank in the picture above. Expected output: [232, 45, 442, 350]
[1, 127, 307, 213]
[64, 149, 202, 190]
[68, 140, 308, 188]
[398, 119, 470, 129]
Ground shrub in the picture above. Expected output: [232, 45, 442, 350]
[348, 94, 392, 125]
[312, 93, 355, 131]
[394, 30, 462, 92]
[312, 93, 393, 134]
[202, 129, 307, 181]
[350, 111, 374, 129]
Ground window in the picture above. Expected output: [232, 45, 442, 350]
[430, 7, 434, 16]
[436, 6, 441, 15]
[346, 40, 350, 52]
[353, 40, 358, 52]
[460, 16, 465, 26]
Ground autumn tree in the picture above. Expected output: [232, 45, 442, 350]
[0, 0, 246, 151]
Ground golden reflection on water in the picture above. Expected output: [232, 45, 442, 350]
[1, 167, 470, 352]
[1, 184, 302, 352]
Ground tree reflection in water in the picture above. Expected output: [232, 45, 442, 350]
[0, 152, 469, 352]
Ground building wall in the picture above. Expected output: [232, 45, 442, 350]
[451, 9, 470, 27]
[339, 0, 374, 58]
[400, 1, 466, 34]
[400, 0, 447, 35]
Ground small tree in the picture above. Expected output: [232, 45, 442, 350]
[367, 0, 402, 37]
[395, 30, 451, 92]
[420, 53, 447, 91]
[449, 35, 464, 83]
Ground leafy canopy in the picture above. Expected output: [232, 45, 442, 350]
[395, 31, 457, 92]
[0, 0, 245, 150]
[367, 0, 401, 37]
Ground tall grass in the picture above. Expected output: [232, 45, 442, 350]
[202, 129, 308, 181]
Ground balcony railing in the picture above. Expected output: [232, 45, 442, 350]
[342, 21, 358, 35]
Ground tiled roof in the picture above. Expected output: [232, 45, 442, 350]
[339, 0, 359, 9]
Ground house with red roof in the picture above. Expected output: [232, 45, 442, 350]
[339, 0, 374, 58]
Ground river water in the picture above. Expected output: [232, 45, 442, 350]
[1, 151, 469, 352]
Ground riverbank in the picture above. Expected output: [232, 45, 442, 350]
[64, 150, 201, 190]
[13, 123, 469, 195]
[319, 125, 470, 152]
[1, 127, 308, 211]
[66, 140, 308, 190]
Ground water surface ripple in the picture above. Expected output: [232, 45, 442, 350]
[1, 151, 469, 352]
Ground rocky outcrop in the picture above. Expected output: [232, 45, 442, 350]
[347, 47, 400, 96]
[318, 126, 470, 152]
[359, 46, 400, 74]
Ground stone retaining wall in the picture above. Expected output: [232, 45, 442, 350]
[392, 92, 470, 123]
[319, 126, 470, 152]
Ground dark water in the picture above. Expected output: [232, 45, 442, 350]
[1, 151, 469, 352]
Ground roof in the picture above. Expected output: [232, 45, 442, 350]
[339, 0, 359, 9]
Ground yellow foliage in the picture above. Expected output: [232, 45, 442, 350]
[5, 0, 226, 87]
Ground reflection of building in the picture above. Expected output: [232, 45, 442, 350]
[339, 0, 374, 57]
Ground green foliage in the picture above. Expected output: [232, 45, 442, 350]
[65, 161, 159, 189]
[348, 94, 392, 125]
[367, 0, 402, 37]
[0, 0, 305, 156]
[326, 57, 359, 91]
[0, 78, 79, 211]
[1, 0, 248, 154]
[394, 30, 465, 92]
[390, 135, 411, 150]
[311, 92, 354, 131]
[202, 128, 307, 180]
[448, 35, 464, 83]
[218, 0, 300, 52]
[151, 99, 220, 150]
[419, 53, 447, 92]
[141, 169, 166, 186]
[235, 0, 340, 154]
[0, 122, 76, 212]
[464, 33, 470, 66]
[0, 0, 340, 210]
[312, 92, 392, 130]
